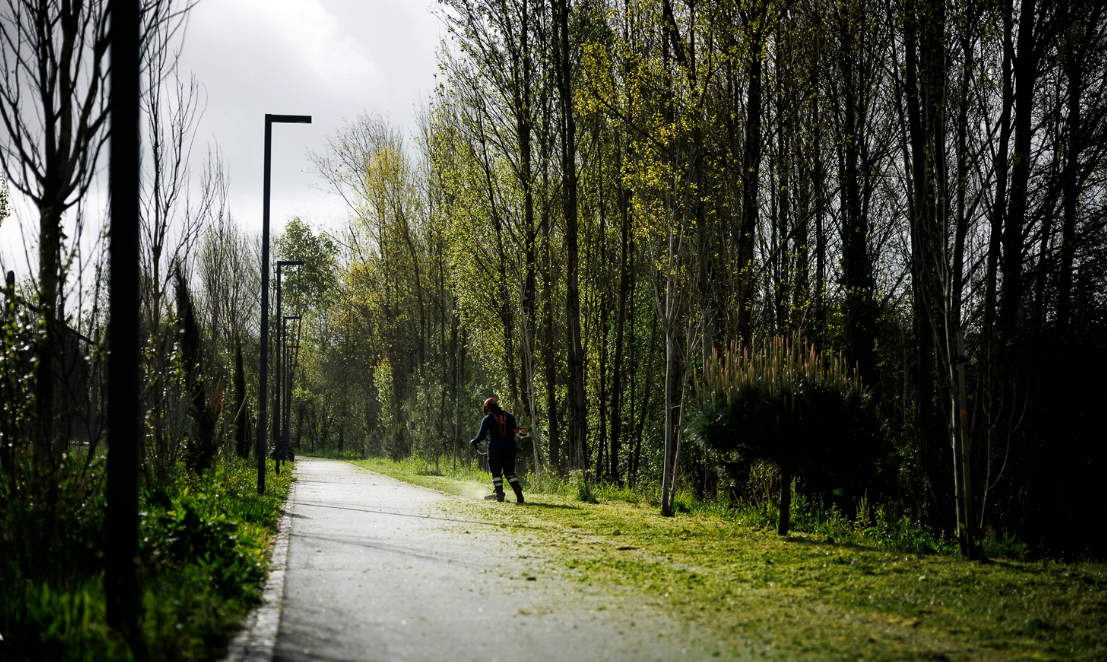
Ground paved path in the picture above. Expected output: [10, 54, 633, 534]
[274, 458, 723, 662]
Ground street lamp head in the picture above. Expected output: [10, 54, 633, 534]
[267, 114, 312, 124]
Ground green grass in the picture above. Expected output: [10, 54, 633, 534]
[299, 448, 364, 461]
[351, 456, 1107, 661]
[1, 456, 293, 661]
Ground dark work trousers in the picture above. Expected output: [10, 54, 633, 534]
[488, 442, 520, 493]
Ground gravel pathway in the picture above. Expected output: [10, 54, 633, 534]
[273, 457, 728, 662]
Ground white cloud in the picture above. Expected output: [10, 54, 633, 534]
[195, 0, 381, 90]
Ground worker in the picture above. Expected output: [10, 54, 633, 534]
[470, 397, 525, 503]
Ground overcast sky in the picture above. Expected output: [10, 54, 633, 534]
[1, 0, 443, 272]
[179, 0, 443, 235]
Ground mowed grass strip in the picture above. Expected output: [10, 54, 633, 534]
[349, 457, 1107, 661]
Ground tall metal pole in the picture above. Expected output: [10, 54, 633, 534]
[257, 117, 272, 494]
[274, 261, 282, 475]
[283, 315, 301, 459]
[283, 318, 291, 459]
[287, 318, 296, 458]
[291, 321, 299, 456]
[106, 0, 141, 643]
[286, 340, 293, 456]
[257, 115, 310, 494]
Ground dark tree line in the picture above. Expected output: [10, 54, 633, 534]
[290, 0, 1107, 556]
[4, 0, 1104, 562]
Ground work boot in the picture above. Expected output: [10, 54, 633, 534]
[495, 486, 505, 502]
[507, 474, 524, 504]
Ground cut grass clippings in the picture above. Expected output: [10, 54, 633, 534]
[351, 456, 1107, 661]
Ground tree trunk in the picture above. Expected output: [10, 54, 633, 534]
[904, 0, 978, 558]
[543, 180, 561, 474]
[1058, 10, 1083, 337]
[660, 322, 678, 516]
[556, 0, 587, 472]
[33, 203, 62, 474]
[518, 0, 538, 429]
[777, 460, 792, 535]
[610, 167, 632, 484]
[630, 313, 656, 487]
[597, 165, 610, 482]
[234, 344, 249, 458]
[813, 103, 827, 343]
[978, 0, 1014, 457]
[737, 6, 765, 344]
[999, 0, 1041, 352]
[838, 6, 876, 388]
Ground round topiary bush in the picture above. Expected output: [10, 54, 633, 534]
[686, 335, 885, 535]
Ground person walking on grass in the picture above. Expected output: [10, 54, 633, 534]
[470, 397, 525, 503]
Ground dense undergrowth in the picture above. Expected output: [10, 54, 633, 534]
[351, 455, 1107, 660]
[0, 456, 292, 661]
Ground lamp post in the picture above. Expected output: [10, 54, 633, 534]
[283, 314, 302, 463]
[258, 114, 310, 495]
[105, 0, 140, 639]
[274, 260, 303, 475]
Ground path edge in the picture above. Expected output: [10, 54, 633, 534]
[220, 470, 297, 662]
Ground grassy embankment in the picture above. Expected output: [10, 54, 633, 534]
[348, 455, 1107, 661]
[0, 457, 293, 661]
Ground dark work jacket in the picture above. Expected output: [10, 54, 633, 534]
[471, 411, 517, 452]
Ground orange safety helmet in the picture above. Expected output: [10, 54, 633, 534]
[483, 397, 498, 413]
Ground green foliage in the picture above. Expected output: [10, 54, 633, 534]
[687, 335, 887, 513]
[276, 216, 339, 308]
[301, 448, 364, 461]
[142, 496, 260, 594]
[0, 276, 32, 471]
[981, 527, 1031, 561]
[571, 470, 598, 503]
[7, 578, 129, 661]
[0, 457, 292, 661]
[0, 173, 9, 227]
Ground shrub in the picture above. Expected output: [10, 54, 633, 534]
[0, 457, 290, 661]
[686, 335, 886, 535]
[175, 266, 220, 474]
[572, 470, 598, 503]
